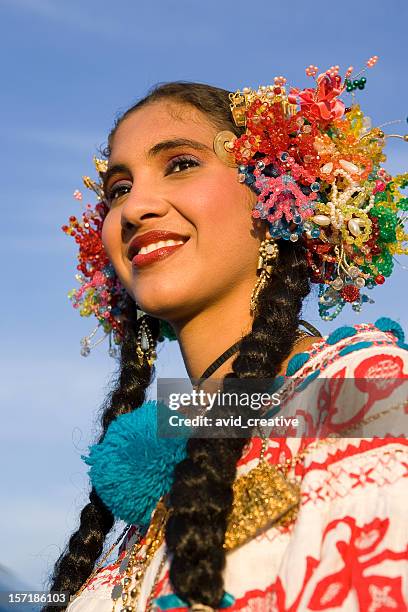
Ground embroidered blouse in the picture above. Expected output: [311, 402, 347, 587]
[66, 321, 408, 612]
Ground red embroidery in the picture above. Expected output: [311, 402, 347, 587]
[86, 552, 124, 589]
[308, 517, 407, 611]
[225, 517, 407, 611]
[76, 326, 407, 612]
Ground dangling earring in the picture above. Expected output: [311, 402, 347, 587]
[250, 233, 279, 314]
[136, 316, 157, 366]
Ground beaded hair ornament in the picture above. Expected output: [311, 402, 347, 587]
[63, 56, 408, 355]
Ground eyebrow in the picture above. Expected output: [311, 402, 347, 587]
[102, 138, 212, 194]
[147, 137, 211, 158]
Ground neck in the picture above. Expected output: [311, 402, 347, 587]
[168, 284, 321, 383]
[171, 285, 254, 380]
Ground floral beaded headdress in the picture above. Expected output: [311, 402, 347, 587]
[63, 56, 408, 355]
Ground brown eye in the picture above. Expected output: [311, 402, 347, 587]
[165, 155, 200, 175]
[107, 182, 132, 205]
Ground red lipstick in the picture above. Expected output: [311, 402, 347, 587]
[128, 230, 188, 269]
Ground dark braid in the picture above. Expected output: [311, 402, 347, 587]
[43, 297, 159, 609]
[165, 241, 310, 607]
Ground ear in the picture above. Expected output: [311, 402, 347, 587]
[250, 218, 270, 244]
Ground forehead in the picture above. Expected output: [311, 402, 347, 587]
[109, 100, 217, 162]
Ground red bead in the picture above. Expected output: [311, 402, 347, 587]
[340, 285, 360, 303]
[375, 274, 385, 285]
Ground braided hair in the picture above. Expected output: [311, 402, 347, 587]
[44, 82, 310, 608]
[43, 301, 160, 608]
[165, 240, 310, 607]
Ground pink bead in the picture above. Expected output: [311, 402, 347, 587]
[345, 66, 354, 78]
[373, 180, 386, 194]
[274, 76, 287, 86]
[305, 64, 318, 77]
[366, 55, 379, 68]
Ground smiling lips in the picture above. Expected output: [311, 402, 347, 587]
[128, 230, 189, 268]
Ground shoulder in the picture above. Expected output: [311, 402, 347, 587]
[283, 317, 408, 438]
[286, 317, 407, 380]
[238, 318, 407, 469]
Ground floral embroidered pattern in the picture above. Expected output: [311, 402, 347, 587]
[68, 323, 408, 611]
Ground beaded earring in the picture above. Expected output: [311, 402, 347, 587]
[250, 233, 279, 314]
[136, 316, 157, 366]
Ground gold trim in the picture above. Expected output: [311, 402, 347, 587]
[213, 130, 238, 167]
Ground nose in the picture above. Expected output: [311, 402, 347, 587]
[120, 184, 171, 236]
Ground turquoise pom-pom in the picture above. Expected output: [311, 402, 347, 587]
[375, 317, 405, 343]
[82, 401, 187, 528]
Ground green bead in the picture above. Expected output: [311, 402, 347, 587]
[371, 206, 397, 241]
[398, 197, 408, 211]
[374, 251, 393, 276]
[360, 77, 367, 84]
[374, 193, 387, 203]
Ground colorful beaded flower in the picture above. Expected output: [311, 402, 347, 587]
[63, 158, 176, 356]
[63, 57, 408, 355]
[228, 57, 408, 320]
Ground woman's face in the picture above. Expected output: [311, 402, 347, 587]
[102, 100, 262, 323]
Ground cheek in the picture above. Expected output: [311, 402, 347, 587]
[192, 172, 256, 246]
[185, 168, 254, 227]
[101, 210, 123, 268]
[180, 171, 259, 278]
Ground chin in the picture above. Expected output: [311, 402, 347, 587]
[135, 286, 217, 325]
[131, 283, 192, 320]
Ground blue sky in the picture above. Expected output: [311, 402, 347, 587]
[1, 0, 407, 589]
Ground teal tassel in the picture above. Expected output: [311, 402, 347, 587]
[326, 326, 356, 345]
[154, 594, 187, 610]
[375, 317, 405, 343]
[286, 352, 310, 376]
[339, 341, 373, 357]
[295, 368, 321, 391]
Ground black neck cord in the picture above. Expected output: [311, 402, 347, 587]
[198, 340, 242, 381]
[196, 320, 321, 383]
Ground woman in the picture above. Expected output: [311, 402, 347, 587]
[46, 65, 408, 611]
